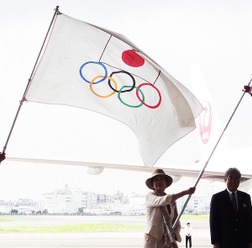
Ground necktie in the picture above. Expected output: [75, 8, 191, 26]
[231, 192, 238, 213]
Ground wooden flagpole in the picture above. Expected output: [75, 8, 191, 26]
[172, 78, 252, 229]
[0, 6, 60, 162]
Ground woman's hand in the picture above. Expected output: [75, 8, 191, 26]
[187, 187, 196, 195]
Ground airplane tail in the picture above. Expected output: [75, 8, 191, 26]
[189, 62, 230, 170]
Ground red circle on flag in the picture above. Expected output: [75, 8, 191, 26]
[122, 50, 145, 67]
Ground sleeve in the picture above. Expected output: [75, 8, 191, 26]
[246, 194, 252, 242]
[209, 194, 222, 245]
[145, 191, 173, 207]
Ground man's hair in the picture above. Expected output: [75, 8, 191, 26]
[224, 167, 241, 180]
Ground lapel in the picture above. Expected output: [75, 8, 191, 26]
[237, 191, 244, 213]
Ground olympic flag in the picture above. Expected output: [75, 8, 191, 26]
[25, 12, 203, 166]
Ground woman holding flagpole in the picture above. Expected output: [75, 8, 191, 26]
[144, 168, 196, 248]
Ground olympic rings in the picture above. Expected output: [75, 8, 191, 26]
[79, 60, 162, 109]
[108, 71, 135, 93]
[118, 85, 145, 108]
[90, 75, 118, 98]
[136, 83, 162, 109]
[79, 61, 107, 84]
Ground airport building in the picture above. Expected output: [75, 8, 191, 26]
[0, 184, 211, 215]
[41, 184, 96, 214]
[0, 198, 41, 214]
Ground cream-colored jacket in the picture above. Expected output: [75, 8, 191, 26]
[145, 191, 182, 241]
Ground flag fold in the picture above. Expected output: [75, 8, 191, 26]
[25, 12, 203, 166]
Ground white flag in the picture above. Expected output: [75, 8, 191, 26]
[25, 13, 203, 166]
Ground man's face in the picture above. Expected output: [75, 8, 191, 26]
[225, 171, 240, 192]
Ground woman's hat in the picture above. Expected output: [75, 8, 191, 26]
[145, 168, 173, 189]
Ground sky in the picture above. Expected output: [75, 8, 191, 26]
[1, 0, 252, 200]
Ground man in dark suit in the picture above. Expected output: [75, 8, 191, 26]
[210, 167, 252, 248]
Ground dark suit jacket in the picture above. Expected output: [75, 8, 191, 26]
[210, 189, 252, 248]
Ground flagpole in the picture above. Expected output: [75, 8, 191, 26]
[0, 6, 60, 161]
[172, 78, 252, 229]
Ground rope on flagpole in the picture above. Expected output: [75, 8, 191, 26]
[0, 6, 60, 163]
[172, 78, 252, 229]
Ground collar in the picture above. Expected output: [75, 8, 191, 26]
[227, 189, 237, 195]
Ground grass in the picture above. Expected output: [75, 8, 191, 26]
[0, 215, 209, 233]
[181, 214, 209, 221]
[0, 216, 145, 233]
[0, 217, 13, 222]
[0, 223, 144, 233]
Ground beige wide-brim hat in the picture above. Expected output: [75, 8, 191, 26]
[145, 168, 173, 189]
